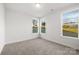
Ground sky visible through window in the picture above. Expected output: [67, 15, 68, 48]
[63, 9, 79, 23]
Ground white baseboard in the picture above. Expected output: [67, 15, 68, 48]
[42, 37, 79, 50]
[5, 37, 38, 45]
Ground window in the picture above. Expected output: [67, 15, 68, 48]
[32, 19, 38, 33]
[41, 21, 46, 33]
[62, 9, 79, 38]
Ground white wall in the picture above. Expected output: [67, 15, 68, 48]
[5, 9, 38, 44]
[41, 4, 79, 49]
[0, 4, 5, 53]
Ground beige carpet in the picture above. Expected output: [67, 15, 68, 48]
[1, 38, 78, 55]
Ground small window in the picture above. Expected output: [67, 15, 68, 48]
[41, 21, 46, 33]
[32, 19, 38, 33]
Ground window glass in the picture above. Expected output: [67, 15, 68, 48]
[62, 9, 79, 38]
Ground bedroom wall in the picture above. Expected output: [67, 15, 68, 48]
[5, 9, 38, 44]
[0, 3, 5, 53]
[41, 4, 79, 49]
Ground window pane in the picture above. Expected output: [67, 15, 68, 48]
[62, 9, 79, 38]
[41, 21, 46, 33]
[32, 19, 38, 33]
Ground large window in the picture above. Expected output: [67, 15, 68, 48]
[62, 9, 79, 38]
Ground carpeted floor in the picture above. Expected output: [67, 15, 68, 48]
[1, 38, 79, 55]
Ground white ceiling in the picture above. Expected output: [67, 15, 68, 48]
[5, 3, 74, 18]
